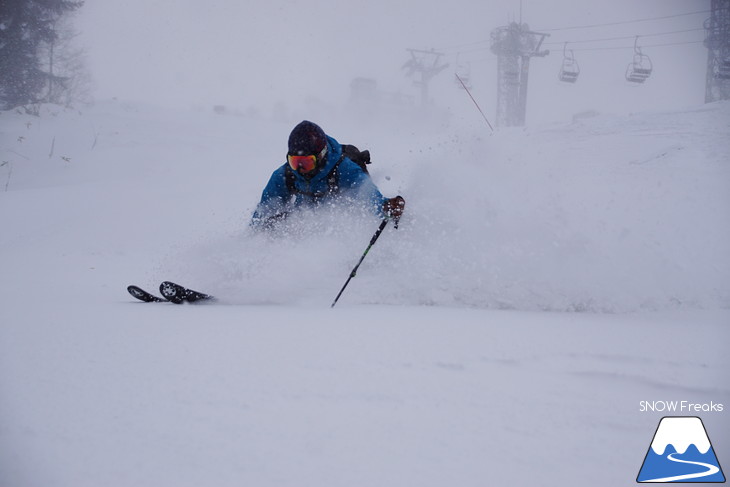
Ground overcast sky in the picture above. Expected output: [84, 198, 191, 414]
[77, 0, 712, 124]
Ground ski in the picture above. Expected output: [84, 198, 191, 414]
[127, 285, 167, 303]
[127, 282, 214, 304]
[159, 281, 214, 304]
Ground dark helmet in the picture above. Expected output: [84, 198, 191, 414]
[288, 120, 327, 156]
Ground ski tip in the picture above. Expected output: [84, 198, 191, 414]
[127, 285, 166, 303]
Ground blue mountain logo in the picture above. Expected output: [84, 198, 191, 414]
[637, 416, 725, 483]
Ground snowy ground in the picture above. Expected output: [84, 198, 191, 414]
[0, 100, 728, 486]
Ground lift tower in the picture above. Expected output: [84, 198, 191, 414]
[403, 49, 449, 107]
[490, 22, 549, 127]
[705, 0, 730, 102]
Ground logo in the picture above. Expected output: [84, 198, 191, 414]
[637, 416, 725, 483]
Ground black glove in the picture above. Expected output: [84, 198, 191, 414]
[382, 196, 405, 226]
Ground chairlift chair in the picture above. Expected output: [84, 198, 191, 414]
[559, 43, 580, 83]
[626, 36, 652, 83]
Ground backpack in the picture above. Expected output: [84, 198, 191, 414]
[284, 143, 371, 197]
[340, 144, 371, 174]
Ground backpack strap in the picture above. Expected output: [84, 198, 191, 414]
[284, 164, 296, 194]
[326, 154, 344, 192]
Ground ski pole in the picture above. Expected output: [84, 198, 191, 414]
[455, 73, 494, 132]
[331, 219, 389, 308]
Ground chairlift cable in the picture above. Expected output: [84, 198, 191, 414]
[432, 9, 711, 67]
[536, 9, 711, 32]
[543, 27, 705, 46]
[434, 11, 709, 55]
[460, 38, 705, 63]
[570, 39, 705, 52]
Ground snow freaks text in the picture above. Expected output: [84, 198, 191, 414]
[639, 401, 724, 413]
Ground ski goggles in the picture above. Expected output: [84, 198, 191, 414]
[287, 146, 327, 173]
[287, 154, 318, 173]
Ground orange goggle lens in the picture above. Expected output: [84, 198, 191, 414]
[287, 154, 317, 172]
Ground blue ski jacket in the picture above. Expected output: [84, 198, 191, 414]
[251, 136, 387, 228]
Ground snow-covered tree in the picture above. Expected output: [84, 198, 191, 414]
[0, 0, 84, 110]
[38, 11, 91, 107]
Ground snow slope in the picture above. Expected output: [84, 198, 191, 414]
[0, 100, 728, 486]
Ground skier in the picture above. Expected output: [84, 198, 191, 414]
[128, 121, 403, 304]
[251, 120, 405, 230]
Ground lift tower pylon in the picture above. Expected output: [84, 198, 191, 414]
[403, 49, 449, 107]
[490, 22, 549, 127]
[705, 0, 730, 102]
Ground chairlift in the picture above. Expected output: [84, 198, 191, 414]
[625, 36, 652, 83]
[558, 43, 580, 83]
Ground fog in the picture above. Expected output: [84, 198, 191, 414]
[78, 0, 711, 125]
